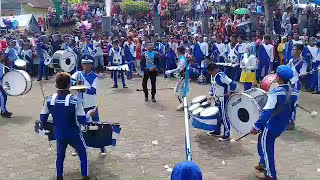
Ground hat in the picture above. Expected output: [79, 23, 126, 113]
[171, 161, 202, 180]
[276, 65, 293, 81]
[81, 59, 93, 64]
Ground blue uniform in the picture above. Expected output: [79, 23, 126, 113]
[0, 63, 8, 113]
[284, 41, 293, 64]
[109, 47, 126, 87]
[193, 43, 205, 64]
[257, 43, 273, 81]
[5, 47, 19, 68]
[224, 43, 239, 81]
[36, 43, 49, 80]
[40, 93, 89, 177]
[123, 42, 136, 79]
[253, 85, 298, 179]
[209, 72, 237, 137]
[287, 58, 307, 123]
[235, 43, 246, 81]
[166, 42, 178, 71]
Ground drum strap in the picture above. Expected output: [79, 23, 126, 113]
[50, 93, 57, 106]
[65, 94, 71, 107]
[271, 86, 292, 118]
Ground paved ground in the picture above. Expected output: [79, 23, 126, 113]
[0, 73, 320, 180]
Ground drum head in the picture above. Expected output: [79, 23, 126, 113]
[192, 107, 204, 116]
[60, 51, 77, 72]
[191, 95, 207, 104]
[2, 71, 28, 96]
[200, 106, 219, 117]
[244, 88, 268, 110]
[261, 74, 277, 92]
[227, 93, 261, 134]
[14, 60, 26, 68]
[201, 101, 211, 108]
[189, 103, 200, 111]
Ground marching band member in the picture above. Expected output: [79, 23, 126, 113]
[214, 36, 226, 63]
[165, 46, 188, 111]
[81, 37, 94, 56]
[284, 34, 293, 64]
[20, 43, 33, 74]
[124, 37, 136, 79]
[109, 39, 127, 88]
[5, 40, 19, 68]
[36, 36, 49, 81]
[304, 37, 317, 92]
[93, 35, 104, 70]
[257, 35, 274, 82]
[251, 65, 298, 180]
[166, 37, 178, 77]
[235, 35, 247, 80]
[206, 63, 237, 141]
[193, 35, 209, 64]
[286, 44, 307, 130]
[40, 72, 90, 180]
[71, 56, 107, 156]
[309, 41, 320, 94]
[154, 37, 166, 74]
[224, 34, 239, 81]
[0, 51, 12, 118]
[240, 51, 257, 91]
[141, 42, 160, 102]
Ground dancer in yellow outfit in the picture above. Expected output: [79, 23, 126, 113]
[240, 52, 257, 90]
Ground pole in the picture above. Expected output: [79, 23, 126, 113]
[0, 0, 2, 16]
[183, 97, 192, 161]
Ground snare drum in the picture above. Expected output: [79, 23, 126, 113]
[82, 122, 121, 148]
[189, 103, 200, 112]
[192, 107, 204, 116]
[14, 59, 27, 70]
[261, 74, 279, 92]
[34, 120, 55, 141]
[1, 70, 32, 96]
[201, 101, 211, 108]
[191, 95, 207, 104]
[191, 106, 219, 131]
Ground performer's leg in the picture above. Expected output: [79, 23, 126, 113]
[127, 62, 133, 79]
[243, 82, 252, 91]
[38, 61, 44, 80]
[221, 99, 230, 137]
[150, 71, 157, 101]
[120, 71, 127, 87]
[317, 69, 320, 93]
[142, 71, 150, 99]
[257, 63, 263, 81]
[0, 87, 8, 113]
[257, 132, 265, 166]
[69, 135, 89, 177]
[262, 129, 277, 179]
[264, 62, 270, 79]
[44, 64, 49, 79]
[113, 71, 118, 88]
[56, 139, 68, 178]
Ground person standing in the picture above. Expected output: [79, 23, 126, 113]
[123, 37, 136, 79]
[0, 51, 12, 118]
[109, 39, 127, 88]
[40, 72, 90, 180]
[286, 44, 307, 130]
[193, 35, 209, 64]
[93, 35, 104, 71]
[206, 63, 237, 141]
[257, 35, 274, 82]
[36, 36, 49, 81]
[240, 51, 257, 91]
[141, 42, 160, 102]
[251, 65, 298, 180]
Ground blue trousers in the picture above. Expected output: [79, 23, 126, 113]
[56, 135, 88, 177]
[216, 97, 230, 137]
[257, 62, 270, 81]
[243, 82, 252, 91]
[38, 60, 49, 79]
[258, 128, 279, 179]
[224, 67, 236, 81]
[0, 87, 7, 113]
[127, 61, 134, 79]
[113, 70, 126, 87]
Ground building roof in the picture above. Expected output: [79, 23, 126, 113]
[2, 0, 21, 10]
[21, 0, 54, 9]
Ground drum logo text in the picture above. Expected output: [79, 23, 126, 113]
[232, 98, 242, 107]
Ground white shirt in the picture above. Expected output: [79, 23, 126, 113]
[199, 42, 209, 56]
[93, 40, 103, 56]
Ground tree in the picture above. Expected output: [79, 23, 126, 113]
[263, 0, 278, 37]
[121, 0, 150, 16]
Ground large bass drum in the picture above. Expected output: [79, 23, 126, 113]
[261, 74, 279, 92]
[52, 50, 77, 72]
[226, 88, 268, 134]
[1, 70, 32, 96]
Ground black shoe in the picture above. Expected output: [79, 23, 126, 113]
[100, 148, 107, 156]
[45, 77, 49, 80]
[151, 97, 156, 103]
[82, 176, 90, 180]
[37, 78, 42, 81]
[123, 85, 128, 88]
[111, 85, 118, 88]
[206, 131, 221, 137]
[1, 111, 12, 118]
[57, 177, 63, 180]
[255, 162, 265, 172]
[218, 136, 230, 142]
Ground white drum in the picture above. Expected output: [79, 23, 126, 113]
[191, 95, 207, 104]
[192, 107, 204, 116]
[200, 106, 220, 118]
[226, 91, 268, 134]
[52, 50, 77, 72]
[14, 59, 27, 70]
[189, 103, 200, 112]
[1, 70, 33, 96]
[201, 101, 211, 108]
[244, 88, 268, 110]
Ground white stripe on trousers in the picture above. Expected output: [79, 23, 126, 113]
[262, 128, 272, 177]
[221, 99, 229, 136]
[79, 132, 89, 176]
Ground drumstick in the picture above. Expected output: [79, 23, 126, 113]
[230, 133, 250, 143]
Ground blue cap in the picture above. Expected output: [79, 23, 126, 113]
[276, 65, 293, 81]
[171, 161, 202, 180]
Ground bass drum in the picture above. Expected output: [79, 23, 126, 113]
[1, 70, 33, 96]
[244, 88, 268, 110]
[52, 50, 77, 72]
[226, 91, 267, 134]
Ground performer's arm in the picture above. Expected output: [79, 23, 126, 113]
[87, 77, 98, 95]
[75, 100, 89, 125]
[220, 75, 237, 92]
[253, 92, 277, 131]
[141, 54, 146, 71]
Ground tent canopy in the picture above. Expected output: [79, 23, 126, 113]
[0, 14, 40, 32]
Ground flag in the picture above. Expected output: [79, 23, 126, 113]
[53, 0, 62, 16]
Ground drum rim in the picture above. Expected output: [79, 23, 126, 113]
[191, 95, 207, 104]
[189, 103, 200, 111]
[226, 93, 261, 134]
[2, 70, 29, 96]
[244, 88, 267, 111]
[200, 106, 219, 117]
[192, 107, 204, 115]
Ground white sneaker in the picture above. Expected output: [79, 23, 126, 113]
[100, 148, 107, 156]
[176, 104, 184, 111]
[71, 151, 78, 156]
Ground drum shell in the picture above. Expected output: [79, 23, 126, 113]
[261, 74, 278, 92]
[2, 70, 33, 96]
[191, 115, 218, 131]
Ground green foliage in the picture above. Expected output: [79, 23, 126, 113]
[121, 0, 150, 16]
